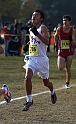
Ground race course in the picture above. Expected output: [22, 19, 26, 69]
[0, 50, 76, 124]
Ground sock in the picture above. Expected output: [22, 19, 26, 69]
[51, 89, 55, 95]
[27, 95, 32, 102]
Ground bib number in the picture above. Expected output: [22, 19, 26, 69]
[29, 44, 38, 56]
[61, 40, 70, 49]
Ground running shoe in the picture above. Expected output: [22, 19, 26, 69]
[2, 84, 11, 103]
[22, 100, 33, 111]
[65, 83, 70, 89]
[51, 92, 57, 104]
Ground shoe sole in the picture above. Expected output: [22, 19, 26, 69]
[65, 85, 70, 89]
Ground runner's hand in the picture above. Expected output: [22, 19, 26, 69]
[31, 26, 39, 36]
[23, 44, 29, 53]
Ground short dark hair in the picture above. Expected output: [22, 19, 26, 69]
[63, 15, 72, 21]
[34, 10, 44, 20]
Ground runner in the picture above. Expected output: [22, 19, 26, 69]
[54, 15, 76, 89]
[0, 84, 11, 103]
[0, 45, 4, 54]
[22, 10, 57, 111]
[0, 47, 11, 102]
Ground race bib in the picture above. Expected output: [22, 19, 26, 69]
[61, 40, 70, 49]
[29, 44, 38, 56]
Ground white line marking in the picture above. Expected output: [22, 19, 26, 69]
[0, 84, 76, 105]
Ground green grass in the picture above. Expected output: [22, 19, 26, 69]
[0, 49, 76, 124]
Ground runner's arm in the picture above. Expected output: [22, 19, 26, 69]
[0, 45, 4, 54]
[37, 25, 49, 45]
[72, 28, 76, 46]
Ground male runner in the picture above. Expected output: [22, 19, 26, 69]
[22, 10, 57, 111]
[54, 15, 76, 89]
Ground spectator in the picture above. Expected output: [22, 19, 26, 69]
[54, 23, 62, 52]
[2, 22, 10, 56]
[22, 20, 33, 54]
[47, 23, 52, 52]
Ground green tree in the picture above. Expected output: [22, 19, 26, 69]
[0, 0, 21, 18]
[0, 0, 40, 24]
[1, 0, 76, 28]
[38, 0, 76, 29]
[20, 0, 40, 22]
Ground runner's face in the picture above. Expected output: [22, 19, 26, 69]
[31, 12, 43, 25]
[63, 18, 70, 27]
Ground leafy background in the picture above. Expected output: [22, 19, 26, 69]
[0, 0, 76, 29]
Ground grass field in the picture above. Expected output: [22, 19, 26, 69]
[0, 47, 76, 124]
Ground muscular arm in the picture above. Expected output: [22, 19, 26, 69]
[37, 25, 49, 45]
[72, 28, 76, 46]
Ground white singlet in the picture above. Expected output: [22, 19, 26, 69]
[23, 24, 49, 79]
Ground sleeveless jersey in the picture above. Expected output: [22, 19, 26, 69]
[58, 26, 74, 51]
[29, 24, 48, 57]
